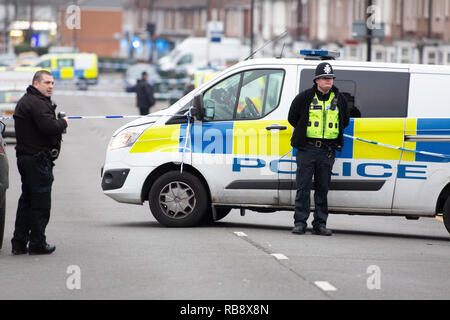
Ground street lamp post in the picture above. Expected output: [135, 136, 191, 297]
[250, 0, 254, 56]
[366, 0, 372, 62]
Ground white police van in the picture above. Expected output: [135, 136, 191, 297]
[102, 50, 450, 234]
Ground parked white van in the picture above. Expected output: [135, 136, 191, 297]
[158, 37, 250, 75]
[102, 51, 450, 234]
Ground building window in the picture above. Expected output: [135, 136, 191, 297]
[435, 0, 442, 18]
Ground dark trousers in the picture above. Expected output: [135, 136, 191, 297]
[139, 107, 150, 116]
[294, 144, 335, 229]
[11, 154, 54, 249]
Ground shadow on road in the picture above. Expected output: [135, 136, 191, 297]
[215, 221, 450, 242]
[106, 220, 450, 242]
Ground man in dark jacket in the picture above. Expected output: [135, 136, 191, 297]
[288, 62, 349, 236]
[11, 70, 68, 255]
[136, 71, 155, 115]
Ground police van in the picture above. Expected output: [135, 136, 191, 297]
[101, 50, 450, 234]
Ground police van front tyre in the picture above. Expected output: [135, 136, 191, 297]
[443, 197, 450, 234]
[148, 171, 208, 227]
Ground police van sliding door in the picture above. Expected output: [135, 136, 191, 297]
[292, 68, 410, 213]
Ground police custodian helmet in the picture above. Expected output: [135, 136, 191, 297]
[313, 62, 336, 81]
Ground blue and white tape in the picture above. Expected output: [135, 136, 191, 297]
[2, 112, 450, 160]
[343, 133, 450, 159]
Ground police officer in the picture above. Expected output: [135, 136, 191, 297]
[288, 62, 349, 236]
[11, 70, 68, 255]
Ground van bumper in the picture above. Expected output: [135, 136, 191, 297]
[102, 165, 155, 205]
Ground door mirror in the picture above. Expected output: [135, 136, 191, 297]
[191, 94, 204, 120]
[0, 121, 5, 135]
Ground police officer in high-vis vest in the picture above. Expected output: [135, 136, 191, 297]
[288, 62, 349, 236]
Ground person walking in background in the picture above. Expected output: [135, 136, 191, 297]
[136, 71, 155, 115]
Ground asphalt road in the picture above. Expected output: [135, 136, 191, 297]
[0, 85, 450, 300]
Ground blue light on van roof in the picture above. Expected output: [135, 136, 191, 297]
[300, 49, 340, 58]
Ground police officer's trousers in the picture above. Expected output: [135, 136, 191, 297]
[11, 154, 54, 249]
[294, 144, 335, 229]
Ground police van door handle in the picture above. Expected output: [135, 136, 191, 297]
[266, 124, 287, 131]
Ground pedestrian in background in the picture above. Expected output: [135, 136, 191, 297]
[136, 71, 155, 115]
[288, 62, 349, 236]
[11, 70, 68, 255]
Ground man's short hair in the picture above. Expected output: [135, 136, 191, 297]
[32, 70, 53, 84]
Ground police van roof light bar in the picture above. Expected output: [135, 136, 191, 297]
[300, 49, 340, 60]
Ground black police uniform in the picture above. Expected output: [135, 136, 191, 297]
[287, 62, 349, 235]
[136, 74, 155, 116]
[11, 85, 67, 254]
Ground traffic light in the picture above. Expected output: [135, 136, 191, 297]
[146, 23, 156, 36]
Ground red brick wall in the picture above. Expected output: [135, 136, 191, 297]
[59, 9, 123, 57]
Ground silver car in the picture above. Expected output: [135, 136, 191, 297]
[0, 121, 9, 249]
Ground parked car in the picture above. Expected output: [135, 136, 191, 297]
[0, 121, 9, 249]
[0, 89, 23, 139]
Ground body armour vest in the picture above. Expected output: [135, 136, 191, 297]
[306, 92, 339, 140]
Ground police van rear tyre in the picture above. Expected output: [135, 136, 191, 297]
[149, 171, 208, 227]
[443, 197, 450, 234]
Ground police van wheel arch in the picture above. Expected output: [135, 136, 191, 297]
[443, 197, 450, 234]
[215, 208, 232, 221]
[148, 171, 209, 227]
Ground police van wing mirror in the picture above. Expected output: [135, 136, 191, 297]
[192, 94, 205, 120]
[0, 121, 5, 135]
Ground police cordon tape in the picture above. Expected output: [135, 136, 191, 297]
[342, 134, 450, 159]
[1, 113, 450, 160]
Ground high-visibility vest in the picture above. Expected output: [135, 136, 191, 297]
[306, 92, 340, 139]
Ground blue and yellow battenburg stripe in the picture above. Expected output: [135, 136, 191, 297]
[129, 118, 450, 162]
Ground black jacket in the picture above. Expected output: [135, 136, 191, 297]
[14, 85, 67, 157]
[288, 84, 349, 150]
[136, 79, 155, 110]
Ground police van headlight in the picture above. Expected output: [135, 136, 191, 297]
[109, 123, 152, 150]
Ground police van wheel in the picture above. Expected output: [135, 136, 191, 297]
[443, 197, 450, 234]
[149, 171, 208, 227]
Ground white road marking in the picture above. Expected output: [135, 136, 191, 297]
[271, 253, 289, 260]
[233, 231, 248, 237]
[314, 281, 337, 292]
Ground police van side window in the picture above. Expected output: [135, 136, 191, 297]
[37, 60, 51, 68]
[202, 69, 285, 121]
[236, 69, 284, 120]
[203, 73, 241, 121]
[299, 69, 409, 118]
[58, 59, 74, 68]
